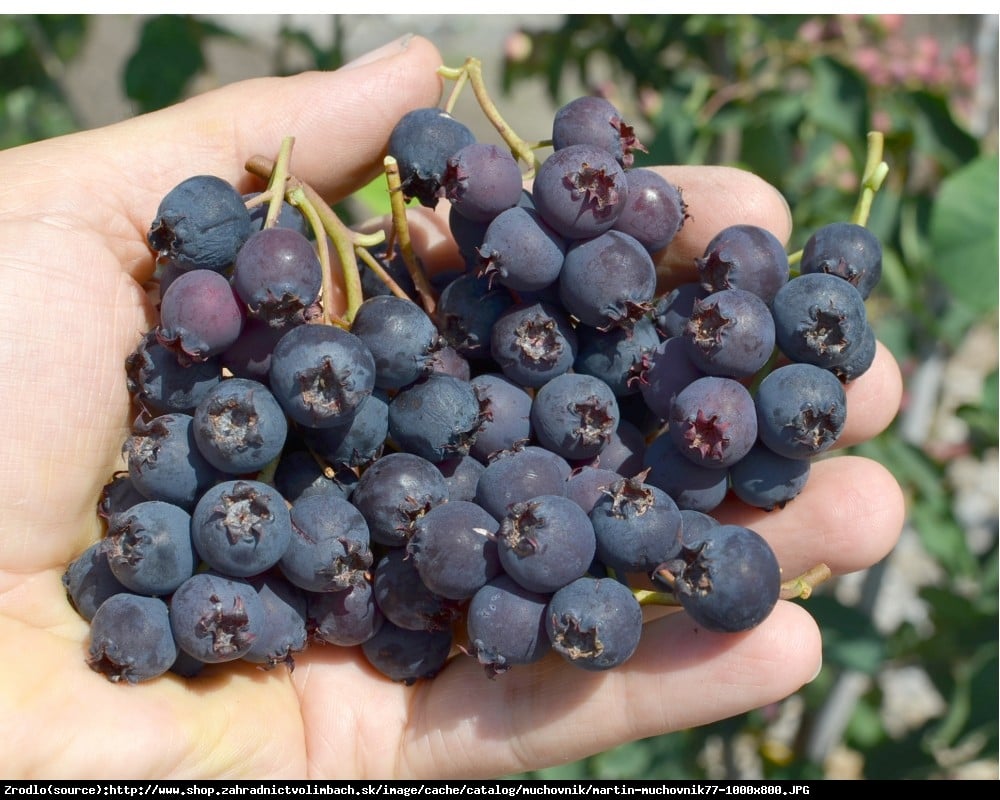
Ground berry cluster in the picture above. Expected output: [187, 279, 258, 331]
[64, 69, 883, 687]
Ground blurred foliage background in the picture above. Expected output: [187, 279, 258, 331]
[2, 12, 996, 781]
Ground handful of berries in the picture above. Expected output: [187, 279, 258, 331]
[64, 57, 887, 685]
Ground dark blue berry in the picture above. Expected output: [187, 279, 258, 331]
[191, 480, 293, 578]
[147, 175, 252, 273]
[87, 594, 178, 684]
[545, 576, 643, 671]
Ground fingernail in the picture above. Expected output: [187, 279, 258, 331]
[807, 658, 823, 684]
[341, 34, 414, 71]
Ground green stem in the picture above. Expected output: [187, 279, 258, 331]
[780, 563, 832, 601]
[287, 185, 346, 328]
[438, 58, 541, 178]
[384, 156, 437, 315]
[634, 588, 681, 608]
[264, 136, 295, 229]
[356, 244, 417, 303]
[851, 131, 889, 228]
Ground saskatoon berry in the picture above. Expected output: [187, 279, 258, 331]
[244, 191, 310, 237]
[308, 581, 383, 647]
[770, 272, 870, 370]
[361, 620, 453, 684]
[436, 272, 514, 361]
[407, 499, 502, 601]
[573, 417, 647, 478]
[466, 574, 552, 678]
[387, 107, 476, 208]
[232, 227, 322, 327]
[682, 288, 776, 379]
[830, 320, 878, 383]
[350, 295, 440, 390]
[531, 372, 620, 461]
[157, 268, 246, 364]
[496, 494, 597, 594]
[87, 594, 178, 684]
[191, 480, 293, 578]
[123, 413, 219, 510]
[729, 442, 812, 511]
[434, 454, 486, 502]
[97, 473, 147, 520]
[282, 492, 372, 593]
[574, 315, 661, 397]
[754, 362, 847, 460]
[350, 451, 449, 548]
[559, 230, 657, 330]
[147, 174, 252, 273]
[545, 576, 643, 671]
[477, 206, 566, 293]
[169, 572, 266, 664]
[589, 475, 683, 575]
[105, 500, 196, 596]
[653, 281, 710, 339]
[220, 319, 288, 385]
[642, 432, 730, 514]
[242, 575, 309, 671]
[372, 546, 463, 633]
[638, 336, 706, 422]
[468, 373, 533, 462]
[490, 301, 578, 389]
[475, 445, 572, 520]
[800, 221, 882, 299]
[551, 95, 646, 168]
[564, 466, 621, 514]
[669, 376, 757, 470]
[612, 167, 686, 253]
[268, 323, 376, 429]
[442, 142, 524, 222]
[533, 143, 628, 239]
[388, 374, 482, 462]
[302, 391, 389, 471]
[272, 448, 356, 504]
[663, 524, 781, 633]
[125, 331, 222, 416]
[696, 224, 789, 305]
[192, 377, 288, 475]
[62, 541, 128, 622]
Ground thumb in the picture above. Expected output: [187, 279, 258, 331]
[59, 35, 446, 226]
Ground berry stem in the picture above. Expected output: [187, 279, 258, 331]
[384, 155, 437, 315]
[779, 563, 832, 600]
[263, 136, 295, 230]
[286, 185, 346, 328]
[633, 588, 681, 607]
[851, 131, 889, 228]
[355, 243, 420, 303]
[438, 58, 541, 178]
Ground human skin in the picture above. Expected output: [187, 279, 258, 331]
[0, 34, 904, 778]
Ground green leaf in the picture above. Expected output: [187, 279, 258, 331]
[928, 155, 1000, 315]
[805, 57, 868, 153]
[808, 595, 887, 674]
[124, 16, 210, 112]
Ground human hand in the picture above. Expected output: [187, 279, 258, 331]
[0, 34, 904, 779]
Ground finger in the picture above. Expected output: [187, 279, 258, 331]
[11, 36, 445, 250]
[390, 600, 820, 778]
[648, 165, 794, 289]
[713, 454, 905, 578]
[837, 340, 904, 446]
